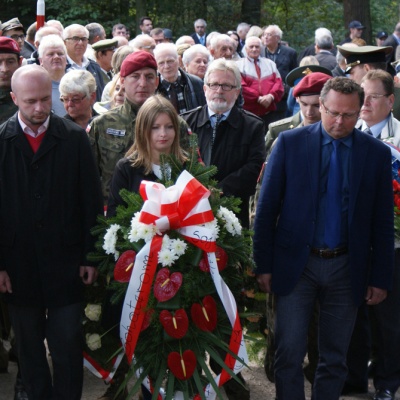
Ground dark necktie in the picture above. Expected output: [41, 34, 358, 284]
[324, 140, 342, 249]
[204, 114, 223, 166]
[107, 71, 113, 80]
[169, 82, 179, 112]
[364, 127, 373, 136]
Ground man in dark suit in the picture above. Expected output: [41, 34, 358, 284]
[0, 64, 103, 400]
[383, 22, 400, 75]
[254, 77, 394, 400]
[191, 18, 207, 46]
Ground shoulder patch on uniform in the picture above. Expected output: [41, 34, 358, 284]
[106, 128, 126, 137]
[269, 116, 294, 128]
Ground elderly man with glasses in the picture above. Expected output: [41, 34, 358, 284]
[63, 24, 105, 101]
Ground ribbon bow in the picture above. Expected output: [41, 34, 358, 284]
[119, 171, 247, 399]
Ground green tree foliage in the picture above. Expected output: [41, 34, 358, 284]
[1, 0, 399, 52]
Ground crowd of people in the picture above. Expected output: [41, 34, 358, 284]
[0, 13, 400, 400]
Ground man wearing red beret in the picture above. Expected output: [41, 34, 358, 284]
[266, 69, 332, 153]
[0, 37, 22, 124]
[88, 50, 160, 203]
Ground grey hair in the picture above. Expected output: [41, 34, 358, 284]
[153, 42, 178, 60]
[266, 25, 283, 39]
[63, 24, 89, 40]
[194, 19, 207, 28]
[209, 34, 234, 50]
[316, 34, 333, 50]
[59, 70, 96, 98]
[182, 44, 210, 67]
[38, 34, 66, 58]
[204, 58, 241, 89]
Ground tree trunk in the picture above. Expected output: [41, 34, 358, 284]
[241, 0, 261, 26]
[343, 0, 372, 45]
[136, 0, 147, 35]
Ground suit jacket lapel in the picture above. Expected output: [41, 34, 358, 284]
[5, 116, 34, 160]
[348, 129, 369, 223]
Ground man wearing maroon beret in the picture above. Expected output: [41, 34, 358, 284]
[266, 70, 332, 153]
[88, 50, 160, 202]
[0, 36, 22, 124]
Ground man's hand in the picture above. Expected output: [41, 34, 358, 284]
[365, 286, 387, 305]
[0, 271, 12, 293]
[80, 266, 98, 285]
[258, 94, 274, 109]
[256, 273, 272, 293]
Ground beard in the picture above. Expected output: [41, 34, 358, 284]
[207, 98, 235, 113]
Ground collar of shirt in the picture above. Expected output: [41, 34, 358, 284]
[161, 71, 181, 90]
[246, 56, 260, 64]
[207, 108, 231, 127]
[361, 115, 390, 138]
[67, 55, 90, 70]
[321, 124, 353, 149]
[18, 114, 50, 138]
[318, 49, 332, 54]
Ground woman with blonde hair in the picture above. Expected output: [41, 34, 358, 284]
[107, 94, 187, 217]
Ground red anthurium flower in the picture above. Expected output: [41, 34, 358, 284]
[114, 250, 136, 282]
[198, 246, 228, 272]
[167, 350, 196, 380]
[159, 309, 189, 339]
[153, 268, 183, 302]
[141, 309, 154, 332]
[191, 295, 218, 331]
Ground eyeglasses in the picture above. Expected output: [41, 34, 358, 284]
[157, 59, 176, 67]
[60, 94, 87, 104]
[65, 37, 89, 43]
[8, 34, 25, 41]
[321, 103, 359, 120]
[364, 93, 390, 102]
[263, 33, 278, 37]
[207, 83, 237, 91]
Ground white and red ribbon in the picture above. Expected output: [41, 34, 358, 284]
[83, 351, 124, 384]
[119, 170, 247, 399]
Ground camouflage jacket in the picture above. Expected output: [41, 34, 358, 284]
[265, 111, 303, 154]
[88, 98, 191, 203]
[0, 88, 17, 125]
[88, 98, 139, 202]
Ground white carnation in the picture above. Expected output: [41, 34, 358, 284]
[128, 212, 157, 243]
[217, 206, 242, 236]
[86, 333, 101, 351]
[158, 248, 178, 267]
[203, 219, 220, 239]
[170, 238, 187, 256]
[103, 224, 120, 260]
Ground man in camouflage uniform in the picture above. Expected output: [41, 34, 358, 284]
[0, 37, 22, 124]
[88, 51, 160, 203]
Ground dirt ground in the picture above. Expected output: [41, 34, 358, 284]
[1, 349, 400, 400]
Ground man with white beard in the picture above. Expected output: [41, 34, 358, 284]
[181, 58, 266, 229]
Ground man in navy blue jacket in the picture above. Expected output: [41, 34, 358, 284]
[253, 77, 394, 400]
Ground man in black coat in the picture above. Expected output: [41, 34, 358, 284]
[181, 58, 266, 229]
[0, 65, 103, 400]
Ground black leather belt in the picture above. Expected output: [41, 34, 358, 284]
[311, 246, 348, 259]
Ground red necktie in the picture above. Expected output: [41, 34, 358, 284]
[255, 59, 261, 79]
